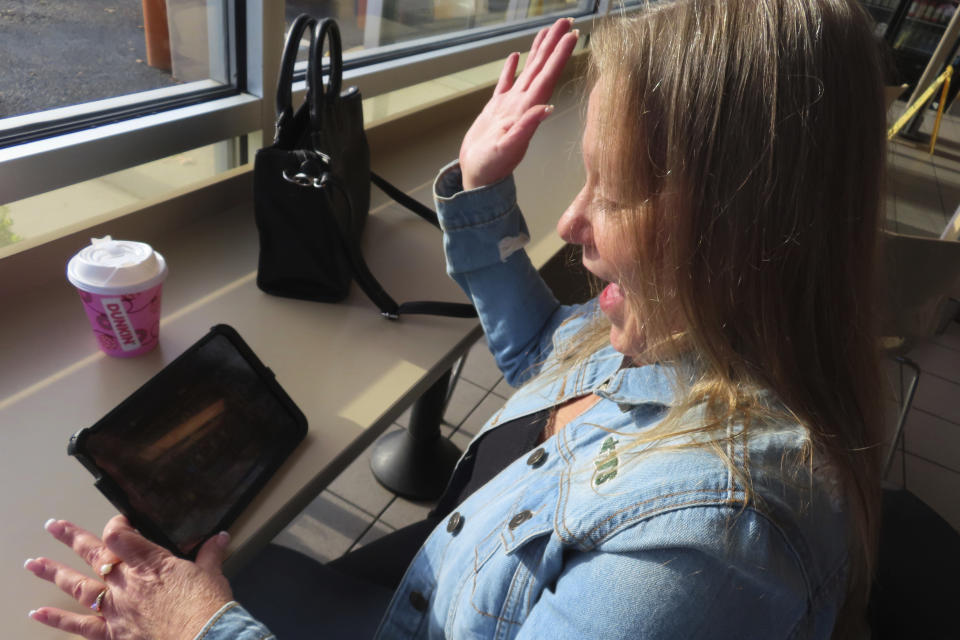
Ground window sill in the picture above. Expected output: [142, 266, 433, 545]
[0, 93, 261, 206]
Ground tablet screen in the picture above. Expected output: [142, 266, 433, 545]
[78, 330, 305, 555]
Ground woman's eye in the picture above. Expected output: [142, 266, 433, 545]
[592, 197, 622, 214]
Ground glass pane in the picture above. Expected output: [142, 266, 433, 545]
[0, 0, 232, 120]
[285, 0, 593, 55]
[0, 132, 258, 256]
[894, 1, 958, 55]
[861, 0, 902, 38]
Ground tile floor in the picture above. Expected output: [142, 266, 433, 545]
[273, 103, 960, 565]
[272, 338, 512, 562]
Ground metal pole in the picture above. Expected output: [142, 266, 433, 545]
[369, 369, 463, 500]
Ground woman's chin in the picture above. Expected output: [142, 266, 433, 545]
[598, 283, 646, 357]
[608, 325, 639, 357]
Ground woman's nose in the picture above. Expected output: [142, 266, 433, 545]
[557, 193, 593, 246]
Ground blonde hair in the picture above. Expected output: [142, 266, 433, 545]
[550, 0, 885, 634]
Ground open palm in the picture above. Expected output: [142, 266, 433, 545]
[459, 18, 579, 190]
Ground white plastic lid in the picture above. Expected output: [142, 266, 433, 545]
[66, 236, 168, 295]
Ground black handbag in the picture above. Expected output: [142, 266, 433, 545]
[253, 15, 476, 320]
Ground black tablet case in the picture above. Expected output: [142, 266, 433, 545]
[69, 324, 308, 558]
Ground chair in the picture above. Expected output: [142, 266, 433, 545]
[879, 230, 960, 477]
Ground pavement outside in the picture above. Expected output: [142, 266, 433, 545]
[0, 0, 179, 119]
[0, 1, 365, 122]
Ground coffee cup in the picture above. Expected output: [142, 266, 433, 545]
[67, 236, 168, 357]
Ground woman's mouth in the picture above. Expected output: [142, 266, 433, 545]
[598, 282, 624, 316]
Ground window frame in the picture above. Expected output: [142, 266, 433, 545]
[0, 0, 624, 212]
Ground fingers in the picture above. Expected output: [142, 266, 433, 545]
[528, 30, 578, 96]
[29, 607, 108, 640]
[518, 18, 576, 92]
[521, 29, 578, 97]
[44, 519, 120, 575]
[494, 52, 520, 94]
[194, 530, 231, 575]
[102, 514, 169, 567]
[527, 23, 549, 61]
[527, 34, 577, 104]
[24, 557, 106, 611]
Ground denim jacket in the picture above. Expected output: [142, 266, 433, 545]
[197, 162, 849, 640]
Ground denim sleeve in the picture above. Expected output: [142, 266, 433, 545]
[516, 508, 814, 639]
[192, 602, 275, 640]
[433, 160, 581, 386]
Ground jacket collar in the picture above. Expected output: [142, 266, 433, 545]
[592, 348, 679, 408]
[494, 345, 684, 430]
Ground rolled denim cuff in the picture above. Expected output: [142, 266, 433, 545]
[433, 161, 531, 274]
[192, 601, 275, 640]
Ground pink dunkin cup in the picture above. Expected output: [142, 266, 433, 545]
[67, 236, 168, 357]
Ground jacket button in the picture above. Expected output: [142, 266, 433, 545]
[509, 510, 533, 529]
[526, 447, 547, 467]
[409, 590, 429, 612]
[446, 511, 464, 534]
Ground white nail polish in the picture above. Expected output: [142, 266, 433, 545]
[28, 610, 37, 618]
[43, 518, 56, 532]
[23, 558, 34, 570]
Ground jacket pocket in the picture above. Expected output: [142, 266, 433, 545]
[458, 531, 551, 640]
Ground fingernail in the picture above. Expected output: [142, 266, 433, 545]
[23, 558, 34, 570]
[572, 29, 581, 38]
[566, 16, 575, 23]
[218, 531, 231, 546]
[544, 105, 555, 115]
[28, 610, 37, 618]
[43, 518, 56, 532]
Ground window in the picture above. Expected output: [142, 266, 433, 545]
[0, 0, 244, 147]
[0, 0, 258, 252]
[0, 134, 254, 256]
[286, 0, 592, 54]
[0, 0, 633, 255]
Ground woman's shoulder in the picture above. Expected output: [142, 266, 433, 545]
[553, 421, 805, 547]
[555, 414, 848, 620]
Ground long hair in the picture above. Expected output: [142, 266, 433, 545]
[566, 0, 886, 633]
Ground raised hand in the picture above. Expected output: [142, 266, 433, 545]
[25, 516, 233, 640]
[459, 18, 579, 191]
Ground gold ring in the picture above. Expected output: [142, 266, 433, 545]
[99, 562, 117, 578]
[91, 588, 107, 613]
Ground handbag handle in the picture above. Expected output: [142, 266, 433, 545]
[308, 19, 343, 135]
[275, 14, 318, 140]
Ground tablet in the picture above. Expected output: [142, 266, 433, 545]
[68, 324, 307, 558]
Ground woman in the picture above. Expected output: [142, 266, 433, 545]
[26, 1, 886, 637]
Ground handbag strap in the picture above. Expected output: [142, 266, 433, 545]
[307, 160, 475, 320]
[371, 172, 441, 229]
